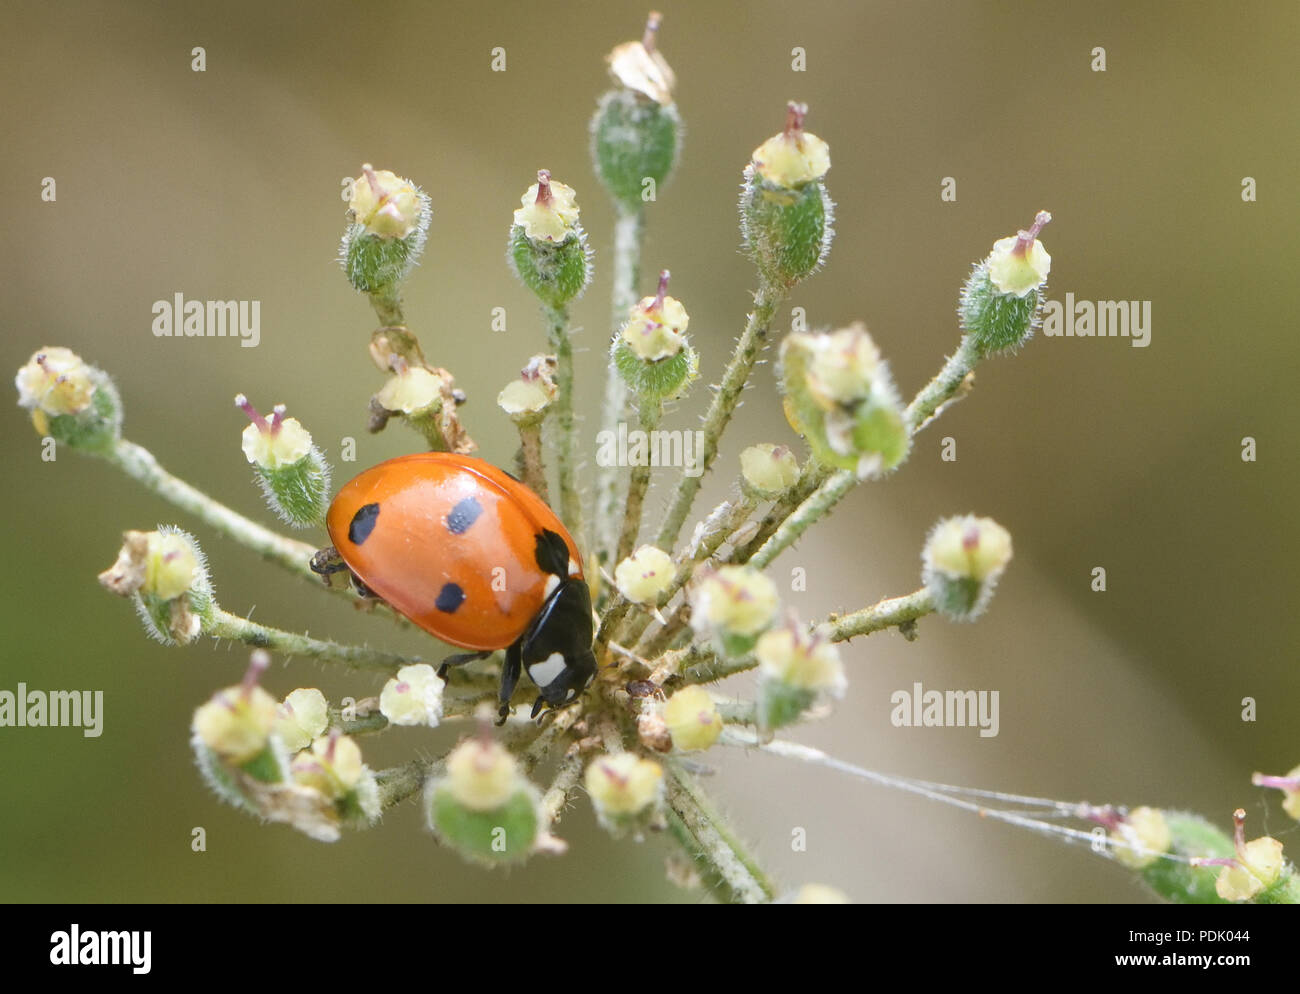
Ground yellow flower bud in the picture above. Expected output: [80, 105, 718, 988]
[15, 347, 95, 417]
[663, 686, 722, 752]
[142, 531, 199, 601]
[379, 663, 444, 727]
[924, 515, 1013, 583]
[193, 663, 278, 766]
[986, 211, 1052, 298]
[375, 366, 444, 416]
[498, 355, 558, 420]
[349, 165, 422, 239]
[513, 170, 581, 243]
[1110, 807, 1172, 870]
[235, 395, 313, 470]
[1217, 836, 1285, 901]
[606, 11, 676, 106]
[751, 102, 830, 187]
[755, 624, 846, 695]
[620, 270, 689, 361]
[805, 324, 883, 408]
[739, 444, 800, 498]
[614, 545, 676, 605]
[275, 688, 329, 753]
[584, 752, 664, 817]
[444, 736, 521, 812]
[291, 733, 364, 798]
[690, 566, 780, 641]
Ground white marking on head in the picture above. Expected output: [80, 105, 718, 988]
[568, 558, 580, 577]
[528, 651, 566, 688]
[543, 574, 560, 598]
[564, 687, 576, 701]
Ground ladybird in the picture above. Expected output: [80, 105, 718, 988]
[312, 453, 596, 722]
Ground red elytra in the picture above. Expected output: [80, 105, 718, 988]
[325, 453, 584, 651]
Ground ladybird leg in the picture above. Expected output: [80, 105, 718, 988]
[530, 695, 549, 720]
[436, 650, 490, 681]
[496, 641, 523, 725]
[350, 574, 380, 599]
[309, 546, 350, 579]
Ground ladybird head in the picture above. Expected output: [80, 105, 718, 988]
[521, 576, 598, 716]
[528, 644, 598, 717]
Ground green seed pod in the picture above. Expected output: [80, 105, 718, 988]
[754, 622, 845, 732]
[592, 90, 681, 210]
[613, 270, 697, 399]
[590, 13, 682, 210]
[584, 752, 665, 838]
[921, 515, 1013, 622]
[739, 444, 800, 501]
[290, 731, 381, 830]
[613, 339, 697, 400]
[14, 347, 122, 453]
[741, 103, 834, 289]
[959, 211, 1052, 357]
[780, 325, 909, 478]
[98, 526, 216, 645]
[689, 565, 780, 659]
[191, 652, 290, 813]
[508, 171, 592, 307]
[426, 737, 541, 865]
[236, 396, 331, 527]
[339, 165, 431, 294]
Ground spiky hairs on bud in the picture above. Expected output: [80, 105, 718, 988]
[741, 103, 834, 289]
[340, 165, 432, 293]
[98, 526, 216, 645]
[236, 396, 331, 527]
[509, 171, 593, 307]
[613, 269, 698, 399]
[591, 12, 682, 211]
[921, 515, 1013, 622]
[959, 212, 1052, 357]
[15, 347, 122, 453]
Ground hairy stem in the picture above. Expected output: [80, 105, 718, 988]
[376, 759, 432, 811]
[664, 760, 775, 904]
[615, 396, 662, 564]
[103, 439, 408, 625]
[368, 284, 405, 329]
[818, 587, 935, 642]
[516, 420, 549, 504]
[109, 440, 316, 575]
[749, 468, 855, 569]
[905, 336, 978, 433]
[621, 496, 758, 654]
[654, 283, 786, 551]
[209, 609, 418, 673]
[540, 746, 586, 828]
[543, 303, 582, 534]
[729, 458, 829, 563]
[594, 207, 644, 566]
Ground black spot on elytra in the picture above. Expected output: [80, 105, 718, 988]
[445, 496, 483, 535]
[533, 529, 570, 577]
[435, 582, 466, 613]
[348, 503, 380, 545]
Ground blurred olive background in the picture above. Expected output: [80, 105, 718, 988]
[2, 0, 1297, 904]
